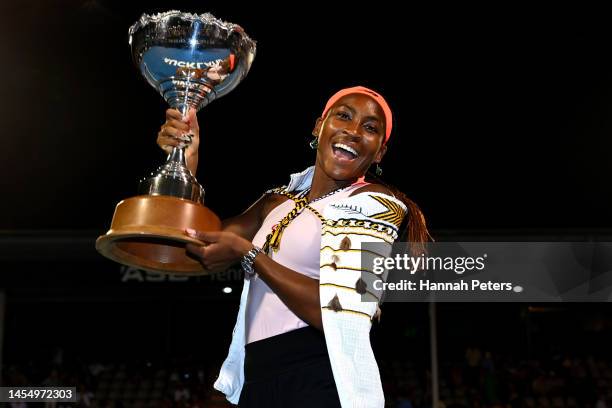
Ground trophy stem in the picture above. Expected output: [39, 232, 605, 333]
[167, 144, 188, 165]
[178, 104, 190, 118]
[138, 145, 205, 204]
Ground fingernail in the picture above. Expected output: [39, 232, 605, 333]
[186, 228, 196, 236]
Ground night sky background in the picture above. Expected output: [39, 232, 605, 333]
[2, 1, 612, 233]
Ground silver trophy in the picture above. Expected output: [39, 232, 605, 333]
[131, 10, 256, 202]
[96, 11, 256, 274]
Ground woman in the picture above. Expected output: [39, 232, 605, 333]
[157, 86, 430, 407]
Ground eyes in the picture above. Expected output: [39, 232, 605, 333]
[335, 109, 380, 134]
[336, 111, 351, 120]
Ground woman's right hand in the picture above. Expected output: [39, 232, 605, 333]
[157, 108, 200, 174]
[157, 108, 200, 159]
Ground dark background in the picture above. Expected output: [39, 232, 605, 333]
[2, 1, 612, 231]
[2, 1, 612, 406]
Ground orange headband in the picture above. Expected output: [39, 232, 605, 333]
[321, 86, 393, 143]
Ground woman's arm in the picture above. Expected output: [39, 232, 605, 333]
[222, 191, 294, 238]
[221, 193, 269, 240]
[252, 254, 323, 330]
[185, 229, 323, 331]
[222, 197, 323, 328]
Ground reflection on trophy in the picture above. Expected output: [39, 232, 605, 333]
[96, 11, 256, 274]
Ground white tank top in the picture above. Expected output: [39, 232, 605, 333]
[246, 182, 367, 344]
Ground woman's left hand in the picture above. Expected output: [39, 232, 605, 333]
[184, 229, 254, 272]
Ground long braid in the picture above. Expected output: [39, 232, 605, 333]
[364, 170, 433, 257]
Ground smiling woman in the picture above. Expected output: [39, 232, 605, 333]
[313, 90, 390, 182]
[157, 85, 430, 407]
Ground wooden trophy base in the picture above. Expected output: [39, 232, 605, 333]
[96, 195, 221, 275]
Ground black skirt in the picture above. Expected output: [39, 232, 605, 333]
[238, 326, 342, 408]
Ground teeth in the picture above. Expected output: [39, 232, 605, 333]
[333, 143, 358, 157]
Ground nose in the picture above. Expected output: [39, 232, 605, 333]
[342, 120, 362, 140]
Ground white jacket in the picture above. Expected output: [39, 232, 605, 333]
[213, 166, 407, 407]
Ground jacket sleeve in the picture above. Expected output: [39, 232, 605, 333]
[319, 191, 406, 408]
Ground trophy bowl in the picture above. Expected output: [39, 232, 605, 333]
[96, 11, 256, 274]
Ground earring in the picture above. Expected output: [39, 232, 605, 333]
[310, 138, 319, 149]
[375, 163, 383, 176]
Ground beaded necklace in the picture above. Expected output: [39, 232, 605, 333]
[262, 185, 350, 254]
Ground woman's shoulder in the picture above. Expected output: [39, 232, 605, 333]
[263, 190, 291, 207]
[324, 183, 406, 238]
[349, 183, 394, 197]
[259, 186, 292, 220]
[339, 183, 408, 221]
